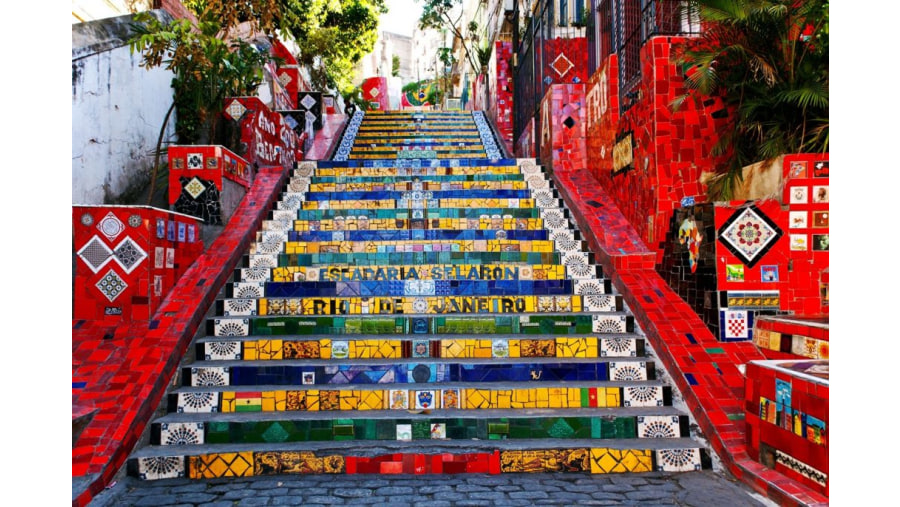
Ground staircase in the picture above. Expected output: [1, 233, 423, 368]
[126, 110, 711, 481]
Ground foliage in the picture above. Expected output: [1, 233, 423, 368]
[417, 0, 484, 75]
[392, 55, 401, 77]
[129, 11, 271, 143]
[672, 0, 829, 200]
[295, 0, 387, 94]
[475, 43, 492, 70]
[186, 0, 385, 95]
[340, 85, 376, 113]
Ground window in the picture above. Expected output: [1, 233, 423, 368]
[559, 0, 568, 26]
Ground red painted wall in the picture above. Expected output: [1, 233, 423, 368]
[167, 145, 251, 205]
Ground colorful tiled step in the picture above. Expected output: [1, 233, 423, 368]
[149, 411, 687, 445]
[208, 314, 635, 337]
[128, 439, 710, 480]
[196, 334, 642, 360]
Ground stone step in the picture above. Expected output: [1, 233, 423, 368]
[167, 382, 666, 414]
[180, 358, 657, 386]
[208, 313, 635, 337]
[313, 158, 526, 169]
[305, 180, 531, 192]
[307, 173, 527, 183]
[196, 334, 642, 360]
[222, 280, 612, 300]
[214, 294, 621, 316]
[233, 264, 605, 284]
[127, 437, 710, 479]
[149, 409, 689, 445]
[241, 252, 597, 271]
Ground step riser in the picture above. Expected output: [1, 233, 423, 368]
[198, 336, 642, 360]
[208, 314, 635, 337]
[149, 414, 685, 446]
[182, 361, 657, 386]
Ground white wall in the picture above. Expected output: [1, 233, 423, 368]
[72, 11, 177, 204]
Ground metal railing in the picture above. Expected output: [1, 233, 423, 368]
[585, 0, 701, 112]
[513, 0, 590, 156]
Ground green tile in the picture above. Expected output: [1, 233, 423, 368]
[547, 418, 575, 439]
[706, 347, 726, 354]
[412, 421, 431, 440]
[376, 420, 396, 440]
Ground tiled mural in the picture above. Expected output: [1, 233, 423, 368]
[744, 359, 828, 495]
[585, 38, 729, 252]
[222, 97, 306, 169]
[73, 206, 203, 321]
[490, 41, 514, 153]
[539, 84, 586, 173]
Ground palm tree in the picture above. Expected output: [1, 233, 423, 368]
[673, 0, 829, 199]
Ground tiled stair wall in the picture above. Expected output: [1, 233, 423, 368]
[126, 111, 711, 480]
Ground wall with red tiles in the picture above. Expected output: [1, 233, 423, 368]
[538, 84, 586, 174]
[744, 360, 829, 496]
[167, 145, 251, 204]
[362, 77, 390, 111]
[271, 39, 300, 109]
[72, 167, 289, 507]
[754, 317, 829, 360]
[585, 37, 730, 256]
[551, 168, 828, 506]
[73, 206, 204, 322]
[585, 55, 619, 179]
[222, 97, 305, 170]
[489, 41, 514, 153]
[540, 38, 588, 86]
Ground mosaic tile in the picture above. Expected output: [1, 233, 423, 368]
[135, 456, 185, 480]
[589, 448, 653, 474]
[159, 422, 205, 445]
[717, 205, 783, 268]
[609, 362, 648, 381]
[598, 337, 635, 359]
[623, 386, 664, 407]
[95, 269, 128, 302]
[637, 415, 681, 438]
[190, 367, 230, 387]
[593, 315, 628, 334]
[656, 448, 702, 472]
[97, 212, 125, 241]
[500, 449, 591, 472]
[204, 341, 241, 360]
[175, 391, 220, 413]
[77, 236, 114, 273]
[214, 319, 249, 337]
[223, 299, 257, 316]
[188, 452, 254, 479]
[775, 450, 826, 486]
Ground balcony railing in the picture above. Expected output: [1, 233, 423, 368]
[586, 0, 700, 112]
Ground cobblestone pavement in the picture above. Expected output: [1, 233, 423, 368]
[89, 470, 776, 506]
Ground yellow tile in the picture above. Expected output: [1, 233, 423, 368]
[339, 390, 360, 411]
[262, 391, 277, 412]
[548, 388, 564, 409]
[535, 388, 549, 403]
[221, 392, 235, 413]
[360, 390, 384, 410]
[508, 340, 520, 358]
[567, 387, 581, 408]
[306, 391, 319, 411]
[587, 338, 598, 357]
[274, 390, 286, 411]
[243, 341, 259, 361]
[605, 388, 621, 407]
[319, 339, 331, 359]
[496, 391, 511, 409]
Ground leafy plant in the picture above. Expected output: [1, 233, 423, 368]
[475, 43, 492, 70]
[417, 0, 483, 75]
[672, 0, 828, 200]
[129, 11, 272, 202]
